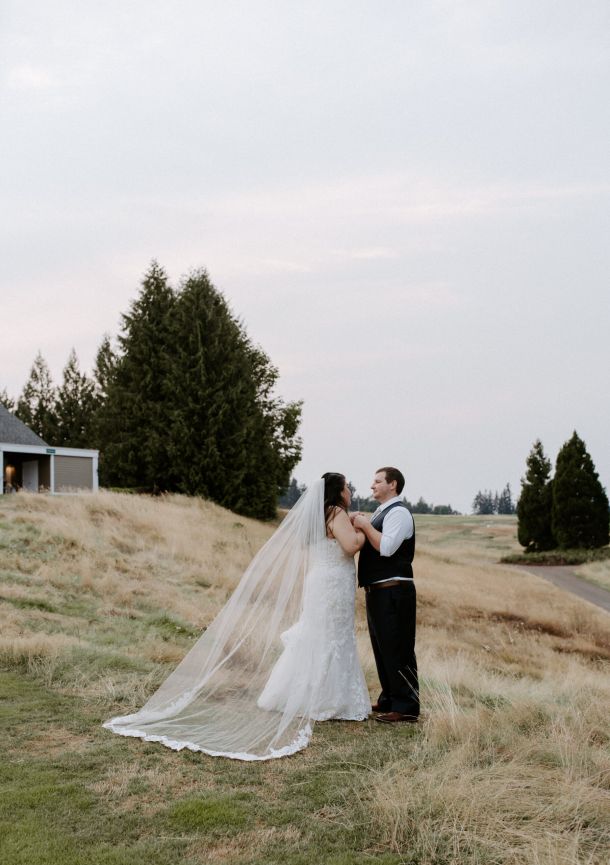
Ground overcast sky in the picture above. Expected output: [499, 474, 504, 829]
[1, 1, 609, 512]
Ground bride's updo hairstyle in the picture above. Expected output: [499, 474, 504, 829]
[322, 472, 347, 526]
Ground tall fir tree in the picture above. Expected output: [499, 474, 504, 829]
[97, 261, 176, 490]
[0, 388, 16, 412]
[89, 334, 119, 453]
[472, 490, 495, 515]
[166, 269, 302, 518]
[16, 352, 58, 442]
[54, 349, 96, 447]
[552, 432, 609, 549]
[92, 261, 302, 516]
[165, 268, 253, 506]
[517, 440, 555, 551]
[497, 483, 516, 515]
[240, 343, 302, 517]
[92, 334, 118, 404]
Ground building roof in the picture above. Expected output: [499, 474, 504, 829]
[0, 405, 48, 447]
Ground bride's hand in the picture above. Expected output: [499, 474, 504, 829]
[331, 509, 366, 556]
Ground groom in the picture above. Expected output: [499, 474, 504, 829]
[352, 467, 419, 723]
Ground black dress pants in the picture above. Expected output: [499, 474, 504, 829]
[366, 581, 419, 716]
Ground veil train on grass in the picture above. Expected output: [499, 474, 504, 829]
[103, 479, 328, 760]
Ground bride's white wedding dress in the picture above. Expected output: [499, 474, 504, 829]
[103, 479, 369, 760]
[257, 538, 371, 721]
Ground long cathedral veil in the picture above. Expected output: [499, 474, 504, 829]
[103, 478, 327, 760]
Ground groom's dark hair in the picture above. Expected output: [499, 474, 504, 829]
[377, 466, 405, 495]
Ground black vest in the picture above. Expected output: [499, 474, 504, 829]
[357, 501, 415, 587]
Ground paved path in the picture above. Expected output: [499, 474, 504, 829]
[513, 565, 610, 614]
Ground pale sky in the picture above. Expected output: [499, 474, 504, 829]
[1, 1, 609, 512]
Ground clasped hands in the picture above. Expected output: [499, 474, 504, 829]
[349, 511, 370, 531]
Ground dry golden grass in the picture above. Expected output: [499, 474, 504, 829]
[577, 559, 610, 592]
[360, 515, 610, 864]
[1, 497, 609, 864]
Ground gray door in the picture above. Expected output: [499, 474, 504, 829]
[22, 460, 39, 491]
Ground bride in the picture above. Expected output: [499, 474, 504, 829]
[103, 473, 371, 760]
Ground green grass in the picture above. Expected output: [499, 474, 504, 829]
[145, 612, 201, 641]
[167, 793, 254, 832]
[0, 594, 58, 613]
[500, 547, 610, 566]
[0, 668, 411, 865]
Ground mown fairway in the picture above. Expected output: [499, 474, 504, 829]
[1, 493, 609, 865]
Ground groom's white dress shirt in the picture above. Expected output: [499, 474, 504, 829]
[372, 496, 414, 582]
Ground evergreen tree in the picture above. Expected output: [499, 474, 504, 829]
[359, 497, 378, 512]
[16, 352, 58, 442]
[432, 504, 458, 515]
[279, 477, 306, 508]
[166, 269, 259, 509]
[552, 432, 609, 549]
[54, 349, 96, 447]
[93, 262, 302, 516]
[517, 440, 555, 551]
[166, 269, 302, 518]
[497, 483, 516, 515]
[412, 497, 432, 514]
[89, 334, 118, 454]
[92, 334, 118, 404]
[350, 491, 376, 512]
[472, 490, 495, 515]
[243, 343, 302, 516]
[97, 261, 176, 490]
[0, 388, 15, 412]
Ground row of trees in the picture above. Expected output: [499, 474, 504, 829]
[1, 349, 100, 449]
[472, 484, 516, 515]
[2, 262, 303, 519]
[348, 484, 458, 514]
[279, 478, 459, 514]
[517, 433, 609, 551]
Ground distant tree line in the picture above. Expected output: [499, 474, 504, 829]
[1, 349, 98, 449]
[279, 478, 459, 515]
[1, 262, 302, 520]
[278, 477, 308, 508]
[404, 497, 459, 515]
[517, 433, 609, 551]
[472, 484, 516, 515]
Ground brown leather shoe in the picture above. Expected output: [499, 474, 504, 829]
[375, 711, 419, 724]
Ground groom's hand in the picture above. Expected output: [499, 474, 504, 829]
[353, 514, 370, 530]
[349, 511, 365, 524]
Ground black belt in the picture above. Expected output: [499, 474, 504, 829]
[364, 579, 412, 593]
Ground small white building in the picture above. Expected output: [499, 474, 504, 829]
[0, 405, 98, 495]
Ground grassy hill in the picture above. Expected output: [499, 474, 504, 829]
[1, 492, 609, 865]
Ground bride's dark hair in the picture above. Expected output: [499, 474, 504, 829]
[322, 472, 347, 526]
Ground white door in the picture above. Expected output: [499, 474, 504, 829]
[22, 460, 39, 491]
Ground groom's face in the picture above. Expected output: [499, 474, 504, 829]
[371, 472, 396, 502]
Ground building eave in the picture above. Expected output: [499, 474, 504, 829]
[0, 443, 99, 457]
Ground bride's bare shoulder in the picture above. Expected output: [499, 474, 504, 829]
[326, 506, 349, 537]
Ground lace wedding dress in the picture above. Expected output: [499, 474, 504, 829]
[103, 479, 370, 760]
[258, 538, 371, 721]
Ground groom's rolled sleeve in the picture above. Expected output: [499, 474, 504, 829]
[379, 509, 414, 556]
